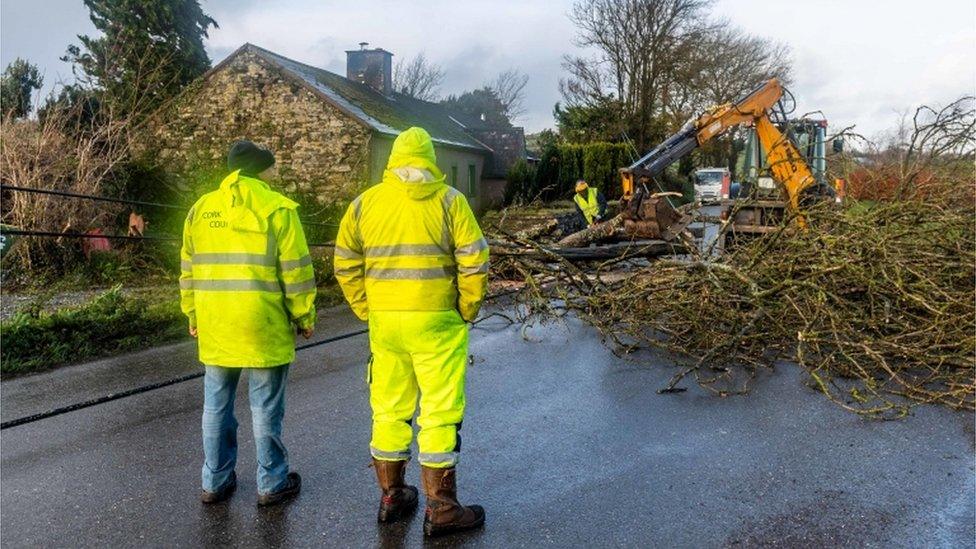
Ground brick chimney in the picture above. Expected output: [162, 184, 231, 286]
[346, 42, 393, 96]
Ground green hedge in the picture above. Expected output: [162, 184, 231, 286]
[507, 142, 633, 205]
[0, 287, 186, 375]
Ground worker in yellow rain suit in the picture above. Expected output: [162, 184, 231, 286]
[180, 140, 316, 507]
[334, 127, 489, 537]
[573, 179, 608, 226]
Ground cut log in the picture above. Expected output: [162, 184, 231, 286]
[557, 214, 624, 247]
[492, 239, 687, 261]
[514, 219, 558, 240]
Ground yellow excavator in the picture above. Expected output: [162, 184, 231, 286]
[618, 78, 838, 239]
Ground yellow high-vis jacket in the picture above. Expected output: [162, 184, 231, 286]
[180, 170, 316, 367]
[334, 128, 489, 322]
[574, 187, 602, 224]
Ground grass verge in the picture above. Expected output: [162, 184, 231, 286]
[1, 280, 348, 377]
[0, 286, 186, 377]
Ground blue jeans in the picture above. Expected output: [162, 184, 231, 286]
[201, 364, 290, 495]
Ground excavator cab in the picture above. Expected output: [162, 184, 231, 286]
[735, 118, 833, 200]
[721, 117, 843, 244]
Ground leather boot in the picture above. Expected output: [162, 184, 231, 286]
[373, 459, 419, 523]
[421, 466, 485, 537]
[256, 472, 301, 507]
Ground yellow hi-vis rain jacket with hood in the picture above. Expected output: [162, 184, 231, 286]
[333, 127, 489, 468]
[180, 170, 316, 367]
[333, 128, 489, 322]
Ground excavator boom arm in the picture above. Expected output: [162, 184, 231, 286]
[693, 79, 785, 142]
[621, 78, 816, 209]
[754, 115, 816, 212]
[698, 78, 816, 208]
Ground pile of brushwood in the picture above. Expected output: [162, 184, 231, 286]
[489, 192, 975, 419]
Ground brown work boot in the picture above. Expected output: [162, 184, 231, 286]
[201, 471, 237, 504]
[421, 466, 485, 537]
[373, 459, 419, 523]
[256, 472, 301, 507]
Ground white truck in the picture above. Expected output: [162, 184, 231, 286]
[693, 168, 730, 203]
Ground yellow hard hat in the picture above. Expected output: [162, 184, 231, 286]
[575, 181, 588, 193]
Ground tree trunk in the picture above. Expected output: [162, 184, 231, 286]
[557, 214, 624, 247]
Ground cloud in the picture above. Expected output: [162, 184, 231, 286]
[203, 0, 577, 131]
[2, 0, 972, 137]
[711, 0, 976, 139]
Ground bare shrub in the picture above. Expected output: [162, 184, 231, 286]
[0, 100, 132, 273]
[843, 96, 975, 206]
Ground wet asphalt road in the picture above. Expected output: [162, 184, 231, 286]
[1, 305, 973, 548]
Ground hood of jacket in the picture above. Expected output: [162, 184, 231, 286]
[382, 127, 447, 200]
[218, 170, 297, 232]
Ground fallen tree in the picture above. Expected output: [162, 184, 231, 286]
[487, 97, 974, 419]
[495, 195, 974, 418]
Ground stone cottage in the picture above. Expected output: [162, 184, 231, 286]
[148, 42, 526, 213]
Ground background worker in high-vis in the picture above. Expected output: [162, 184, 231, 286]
[180, 140, 317, 506]
[334, 127, 489, 537]
[573, 179, 608, 226]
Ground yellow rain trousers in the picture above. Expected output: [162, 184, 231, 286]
[180, 171, 316, 367]
[334, 127, 488, 468]
[367, 310, 468, 467]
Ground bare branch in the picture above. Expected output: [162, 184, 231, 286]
[392, 52, 444, 102]
[488, 69, 529, 122]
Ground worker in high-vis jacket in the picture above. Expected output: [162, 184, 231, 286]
[573, 179, 608, 226]
[180, 140, 316, 506]
[334, 127, 489, 537]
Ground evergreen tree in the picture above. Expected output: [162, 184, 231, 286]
[38, 84, 102, 131]
[63, 0, 217, 116]
[0, 58, 43, 118]
[441, 88, 512, 127]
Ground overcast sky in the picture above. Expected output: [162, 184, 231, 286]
[2, 0, 974, 139]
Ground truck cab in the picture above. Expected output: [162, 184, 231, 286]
[694, 168, 730, 203]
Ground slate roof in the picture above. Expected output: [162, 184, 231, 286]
[441, 109, 497, 132]
[235, 44, 490, 153]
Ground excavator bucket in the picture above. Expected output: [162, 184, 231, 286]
[621, 190, 686, 240]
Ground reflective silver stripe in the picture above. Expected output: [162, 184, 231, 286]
[180, 259, 192, 271]
[280, 255, 312, 270]
[179, 278, 193, 290]
[351, 196, 365, 247]
[335, 266, 363, 278]
[284, 278, 316, 294]
[352, 196, 363, 220]
[455, 238, 488, 256]
[190, 279, 281, 292]
[334, 245, 364, 259]
[266, 224, 277, 259]
[365, 266, 456, 280]
[441, 228, 452, 253]
[364, 244, 446, 258]
[419, 452, 459, 466]
[440, 188, 460, 252]
[192, 253, 274, 266]
[441, 187, 461, 211]
[458, 262, 489, 275]
[371, 447, 411, 460]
